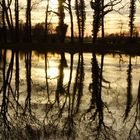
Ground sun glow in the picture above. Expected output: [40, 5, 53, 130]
[47, 67, 59, 79]
[47, 60, 70, 82]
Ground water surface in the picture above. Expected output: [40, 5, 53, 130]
[0, 51, 139, 140]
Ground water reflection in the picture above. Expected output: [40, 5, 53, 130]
[124, 56, 132, 121]
[24, 51, 32, 114]
[0, 50, 140, 140]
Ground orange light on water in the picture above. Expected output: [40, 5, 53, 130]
[47, 67, 59, 79]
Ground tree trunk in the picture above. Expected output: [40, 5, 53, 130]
[45, 0, 50, 42]
[68, 0, 74, 42]
[25, 0, 32, 42]
[75, 0, 81, 42]
[15, 0, 19, 41]
[129, 0, 136, 38]
[58, 0, 67, 66]
[2, 0, 7, 42]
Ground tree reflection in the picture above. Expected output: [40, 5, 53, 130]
[24, 51, 32, 114]
[124, 56, 133, 121]
[0, 50, 14, 139]
[45, 52, 50, 102]
[72, 53, 84, 114]
[43, 52, 85, 139]
[15, 51, 20, 115]
[128, 81, 140, 139]
[83, 53, 116, 140]
[123, 56, 140, 139]
[63, 53, 84, 139]
[0, 49, 3, 85]
[0, 51, 140, 139]
[55, 54, 65, 107]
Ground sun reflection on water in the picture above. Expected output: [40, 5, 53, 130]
[47, 60, 70, 82]
[47, 67, 59, 79]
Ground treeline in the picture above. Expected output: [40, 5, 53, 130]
[0, 0, 138, 43]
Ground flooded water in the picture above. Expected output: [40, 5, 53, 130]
[0, 50, 140, 140]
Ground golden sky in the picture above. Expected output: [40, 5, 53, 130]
[17, 0, 140, 36]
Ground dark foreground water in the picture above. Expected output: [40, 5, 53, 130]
[0, 50, 140, 140]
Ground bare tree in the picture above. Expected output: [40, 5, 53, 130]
[0, 4, 2, 27]
[24, 0, 32, 42]
[56, 0, 68, 43]
[75, 0, 86, 42]
[15, 0, 19, 41]
[90, 0, 102, 42]
[129, 0, 136, 37]
[56, 0, 68, 66]
[90, 0, 122, 42]
[1, 0, 7, 42]
[6, 0, 14, 32]
[65, 0, 74, 42]
[1, 0, 14, 42]
[44, 0, 50, 42]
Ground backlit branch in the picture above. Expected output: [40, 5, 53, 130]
[31, 0, 45, 10]
[103, 0, 123, 16]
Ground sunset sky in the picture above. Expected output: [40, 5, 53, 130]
[17, 0, 140, 36]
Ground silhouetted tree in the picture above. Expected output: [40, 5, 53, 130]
[44, 0, 50, 42]
[57, 0, 68, 42]
[1, 0, 7, 42]
[129, 0, 136, 37]
[5, 0, 14, 31]
[90, 0, 102, 42]
[90, 0, 122, 42]
[88, 1, 118, 139]
[75, 0, 86, 42]
[65, 0, 74, 42]
[90, 0, 122, 99]
[33, 22, 45, 41]
[24, 0, 32, 42]
[57, 0, 68, 66]
[0, 6, 2, 41]
[3, 0, 15, 42]
[0, 5, 2, 26]
[15, 0, 19, 41]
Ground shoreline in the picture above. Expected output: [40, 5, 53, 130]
[0, 42, 140, 55]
